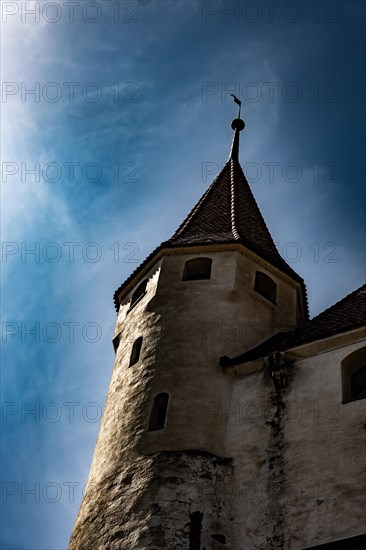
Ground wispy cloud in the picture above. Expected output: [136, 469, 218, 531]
[2, 1, 365, 548]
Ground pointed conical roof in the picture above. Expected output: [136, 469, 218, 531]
[114, 118, 308, 314]
[166, 121, 301, 283]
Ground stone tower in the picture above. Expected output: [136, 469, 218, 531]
[69, 115, 309, 549]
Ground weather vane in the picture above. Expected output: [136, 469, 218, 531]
[230, 94, 242, 119]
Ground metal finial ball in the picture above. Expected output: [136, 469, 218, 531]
[231, 118, 245, 131]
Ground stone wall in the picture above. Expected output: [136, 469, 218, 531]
[69, 451, 233, 549]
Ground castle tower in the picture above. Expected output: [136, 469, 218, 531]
[69, 113, 308, 549]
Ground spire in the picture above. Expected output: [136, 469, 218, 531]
[229, 118, 245, 162]
[113, 108, 308, 314]
[229, 94, 245, 162]
[167, 113, 303, 286]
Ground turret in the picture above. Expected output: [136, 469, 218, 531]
[69, 110, 308, 549]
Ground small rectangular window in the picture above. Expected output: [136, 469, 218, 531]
[254, 271, 277, 304]
[182, 258, 212, 281]
[148, 393, 169, 431]
[129, 337, 143, 367]
[127, 280, 148, 313]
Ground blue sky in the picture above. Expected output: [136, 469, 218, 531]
[1, 1, 365, 548]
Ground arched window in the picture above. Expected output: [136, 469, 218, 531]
[148, 392, 169, 431]
[130, 279, 147, 309]
[182, 258, 212, 281]
[254, 271, 277, 304]
[129, 336, 143, 367]
[342, 347, 366, 403]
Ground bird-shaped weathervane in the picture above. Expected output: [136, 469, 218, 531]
[230, 94, 242, 119]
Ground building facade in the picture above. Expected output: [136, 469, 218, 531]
[69, 117, 366, 550]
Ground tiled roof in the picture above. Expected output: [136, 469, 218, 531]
[168, 158, 303, 284]
[113, 122, 308, 314]
[221, 284, 366, 366]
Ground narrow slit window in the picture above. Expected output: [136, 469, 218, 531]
[112, 333, 121, 353]
[130, 279, 147, 308]
[148, 392, 169, 431]
[182, 258, 212, 281]
[254, 271, 277, 304]
[129, 336, 143, 367]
